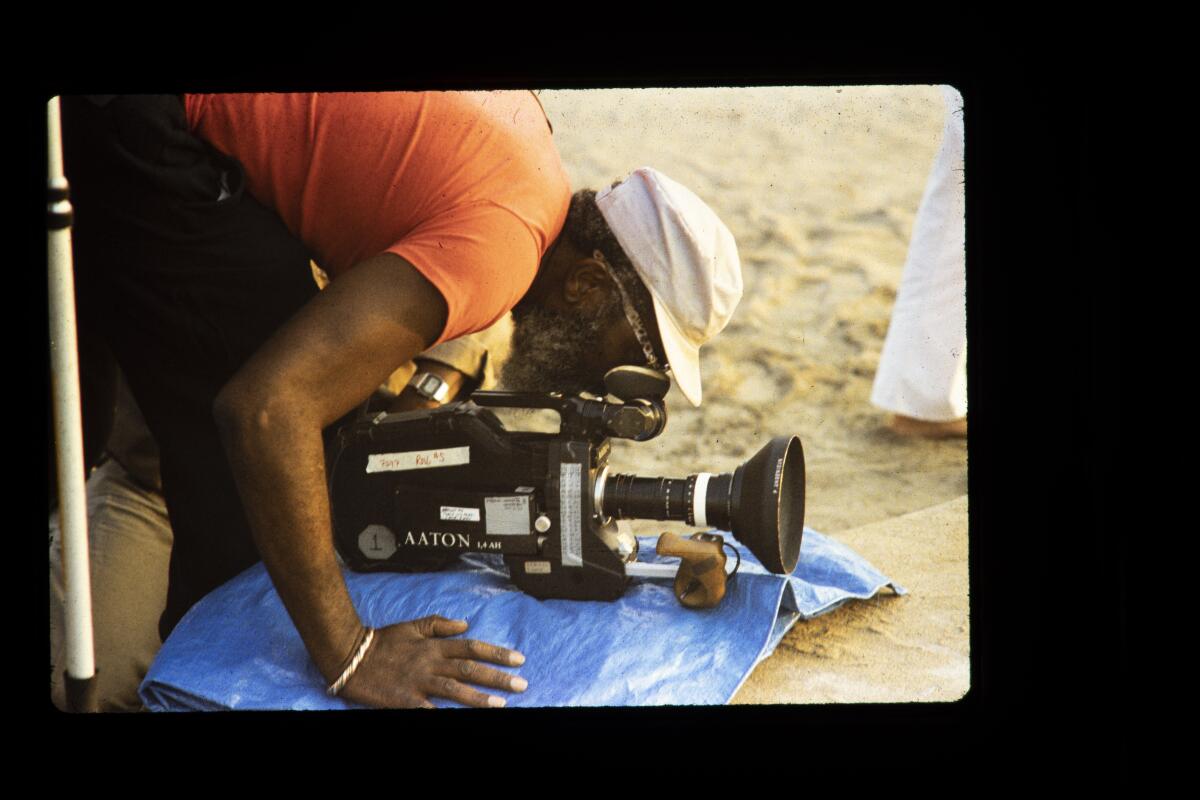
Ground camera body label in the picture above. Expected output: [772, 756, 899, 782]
[560, 463, 582, 566]
[440, 506, 480, 522]
[485, 495, 531, 535]
[366, 446, 470, 473]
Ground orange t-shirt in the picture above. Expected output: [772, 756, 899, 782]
[184, 92, 570, 344]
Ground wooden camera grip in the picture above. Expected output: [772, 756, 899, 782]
[656, 532, 728, 609]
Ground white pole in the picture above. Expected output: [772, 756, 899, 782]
[47, 96, 96, 699]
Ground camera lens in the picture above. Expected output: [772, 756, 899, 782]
[602, 472, 732, 528]
[598, 435, 805, 575]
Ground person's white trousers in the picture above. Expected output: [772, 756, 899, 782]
[871, 85, 967, 421]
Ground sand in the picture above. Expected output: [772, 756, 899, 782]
[539, 86, 970, 703]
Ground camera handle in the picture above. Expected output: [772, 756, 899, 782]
[656, 532, 729, 609]
[470, 388, 667, 443]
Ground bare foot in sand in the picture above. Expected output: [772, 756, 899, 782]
[887, 414, 967, 439]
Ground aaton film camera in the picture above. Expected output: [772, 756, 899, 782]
[328, 367, 805, 607]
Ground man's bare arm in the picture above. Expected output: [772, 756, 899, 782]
[213, 252, 525, 707]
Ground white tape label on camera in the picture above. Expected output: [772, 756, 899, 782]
[440, 506, 480, 522]
[365, 446, 470, 473]
[485, 496, 530, 535]
[560, 463, 582, 566]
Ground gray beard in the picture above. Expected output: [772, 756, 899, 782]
[500, 298, 623, 397]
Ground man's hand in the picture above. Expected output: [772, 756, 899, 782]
[389, 359, 470, 413]
[340, 616, 528, 708]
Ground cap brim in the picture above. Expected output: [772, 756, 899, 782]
[649, 293, 703, 407]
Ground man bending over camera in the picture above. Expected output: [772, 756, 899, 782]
[61, 92, 741, 710]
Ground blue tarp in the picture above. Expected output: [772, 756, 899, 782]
[140, 528, 905, 710]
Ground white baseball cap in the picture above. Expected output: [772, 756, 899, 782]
[595, 167, 743, 406]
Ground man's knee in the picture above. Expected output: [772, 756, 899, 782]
[49, 460, 172, 712]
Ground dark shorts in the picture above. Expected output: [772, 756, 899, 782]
[62, 95, 320, 638]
